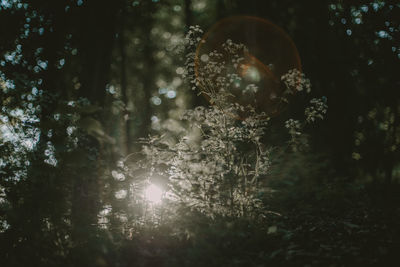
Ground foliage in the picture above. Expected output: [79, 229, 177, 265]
[132, 31, 327, 224]
[0, 0, 399, 266]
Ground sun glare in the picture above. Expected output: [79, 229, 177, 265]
[145, 184, 163, 204]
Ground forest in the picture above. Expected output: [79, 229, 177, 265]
[0, 0, 399, 266]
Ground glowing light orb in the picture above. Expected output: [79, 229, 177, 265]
[242, 65, 261, 83]
[145, 184, 163, 204]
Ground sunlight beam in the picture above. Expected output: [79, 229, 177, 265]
[145, 183, 163, 204]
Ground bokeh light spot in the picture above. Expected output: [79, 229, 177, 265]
[145, 184, 163, 204]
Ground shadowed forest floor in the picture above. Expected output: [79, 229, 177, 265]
[115, 183, 400, 267]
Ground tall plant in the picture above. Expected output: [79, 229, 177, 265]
[125, 25, 327, 222]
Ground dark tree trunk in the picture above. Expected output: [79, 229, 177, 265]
[138, 11, 155, 141]
[216, 0, 226, 19]
[184, 0, 193, 31]
[70, 1, 121, 262]
[119, 7, 132, 154]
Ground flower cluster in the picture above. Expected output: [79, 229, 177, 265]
[281, 68, 311, 94]
[284, 118, 309, 152]
[285, 119, 302, 137]
[143, 104, 270, 218]
[183, 34, 254, 110]
[305, 97, 328, 123]
[131, 26, 327, 220]
[222, 39, 247, 55]
[185, 25, 204, 47]
[284, 97, 328, 151]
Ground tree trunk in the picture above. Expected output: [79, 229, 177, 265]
[70, 1, 120, 262]
[119, 7, 132, 154]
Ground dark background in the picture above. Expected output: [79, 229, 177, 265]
[0, 0, 399, 266]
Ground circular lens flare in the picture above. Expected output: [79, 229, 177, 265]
[195, 16, 302, 118]
[145, 183, 163, 204]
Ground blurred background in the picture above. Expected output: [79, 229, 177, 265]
[0, 0, 399, 266]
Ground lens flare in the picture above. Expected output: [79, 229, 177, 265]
[145, 183, 163, 204]
[195, 16, 302, 118]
